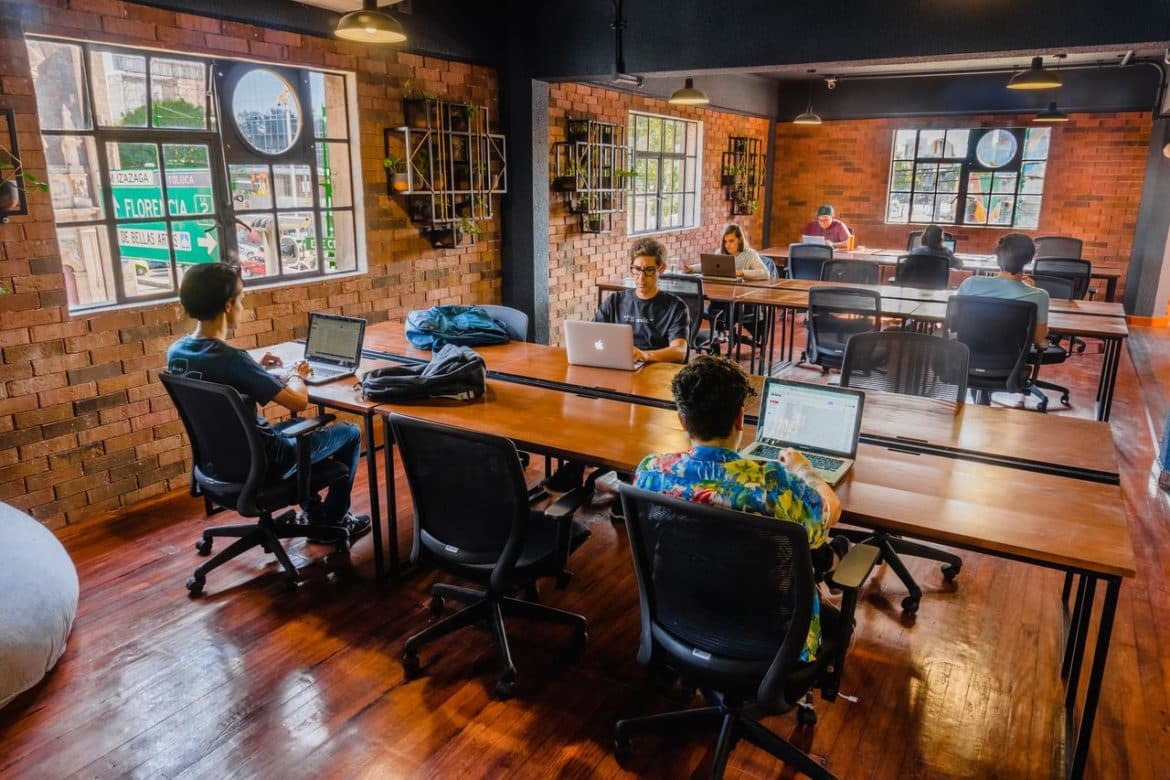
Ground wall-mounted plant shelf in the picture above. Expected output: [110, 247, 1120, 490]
[386, 97, 507, 249]
[721, 136, 762, 217]
[551, 117, 630, 235]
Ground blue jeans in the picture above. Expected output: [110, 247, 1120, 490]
[275, 421, 362, 523]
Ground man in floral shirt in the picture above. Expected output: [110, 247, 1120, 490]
[635, 356, 843, 661]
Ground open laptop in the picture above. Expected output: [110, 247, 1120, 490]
[563, 320, 643, 371]
[799, 234, 827, 246]
[942, 238, 957, 252]
[699, 253, 737, 279]
[740, 378, 865, 485]
[300, 312, 366, 384]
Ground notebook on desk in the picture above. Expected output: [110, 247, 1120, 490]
[563, 320, 644, 371]
[740, 378, 865, 485]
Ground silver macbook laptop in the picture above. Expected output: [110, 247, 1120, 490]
[699, 253, 736, 279]
[301, 312, 366, 385]
[563, 320, 643, 371]
[799, 234, 828, 246]
[740, 378, 865, 485]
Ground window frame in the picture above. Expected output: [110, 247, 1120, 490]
[885, 126, 1050, 230]
[626, 111, 702, 236]
[28, 35, 363, 313]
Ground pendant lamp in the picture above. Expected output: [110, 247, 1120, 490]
[336, 0, 407, 44]
[1007, 56, 1062, 90]
[668, 78, 709, 106]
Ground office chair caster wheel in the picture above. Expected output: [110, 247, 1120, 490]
[797, 704, 818, 726]
[941, 562, 961, 581]
[494, 675, 516, 700]
[195, 538, 212, 556]
[428, 595, 446, 617]
[901, 596, 920, 615]
[186, 575, 205, 596]
[614, 736, 632, 761]
[401, 651, 421, 680]
[1060, 393, 1071, 406]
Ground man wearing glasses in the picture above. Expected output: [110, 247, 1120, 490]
[595, 237, 689, 364]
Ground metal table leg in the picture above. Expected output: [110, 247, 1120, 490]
[1061, 574, 1088, 680]
[1063, 574, 1096, 701]
[1094, 337, 1121, 422]
[1066, 577, 1121, 780]
[363, 414, 385, 580]
[381, 415, 402, 579]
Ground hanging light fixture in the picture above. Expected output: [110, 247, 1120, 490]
[1007, 56, 1063, 90]
[793, 81, 821, 125]
[668, 77, 709, 106]
[336, 0, 407, 44]
[1033, 101, 1069, 123]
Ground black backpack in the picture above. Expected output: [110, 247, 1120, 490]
[360, 344, 486, 402]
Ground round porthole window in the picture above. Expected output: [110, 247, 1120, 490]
[975, 129, 1018, 169]
[231, 69, 301, 156]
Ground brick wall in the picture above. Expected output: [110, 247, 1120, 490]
[770, 112, 1151, 292]
[547, 83, 771, 343]
[0, 0, 501, 527]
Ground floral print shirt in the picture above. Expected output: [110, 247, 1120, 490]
[634, 445, 834, 661]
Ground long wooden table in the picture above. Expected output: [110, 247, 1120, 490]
[365, 365, 1132, 780]
[758, 245, 1123, 302]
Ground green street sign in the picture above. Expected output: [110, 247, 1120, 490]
[117, 219, 220, 266]
[110, 168, 215, 220]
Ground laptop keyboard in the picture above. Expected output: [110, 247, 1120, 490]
[309, 364, 348, 379]
[751, 445, 844, 472]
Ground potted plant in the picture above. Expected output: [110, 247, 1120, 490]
[402, 84, 437, 130]
[583, 212, 603, 233]
[383, 155, 409, 193]
[567, 119, 590, 143]
[732, 137, 748, 154]
[721, 163, 741, 187]
[0, 146, 48, 218]
[598, 124, 614, 145]
[456, 216, 479, 245]
[454, 163, 471, 191]
[553, 161, 581, 193]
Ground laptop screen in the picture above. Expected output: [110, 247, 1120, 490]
[306, 313, 365, 366]
[757, 380, 864, 458]
[943, 239, 957, 252]
[799, 235, 826, 246]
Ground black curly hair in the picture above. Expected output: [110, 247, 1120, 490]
[671, 355, 759, 440]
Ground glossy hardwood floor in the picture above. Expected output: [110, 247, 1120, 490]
[1, 328, 1167, 779]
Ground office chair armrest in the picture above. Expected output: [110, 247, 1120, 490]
[282, 413, 336, 438]
[546, 486, 591, 564]
[828, 542, 880, 592]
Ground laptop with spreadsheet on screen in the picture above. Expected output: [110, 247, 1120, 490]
[301, 313, 366, 385]
[740, 378, 865, 485]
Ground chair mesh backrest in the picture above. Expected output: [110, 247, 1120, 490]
[894, 253, 951, 289]
[821, 260, 878, 285]
[945, 296, 1035, 391]
[1031, 273, 1076, 300]
[1033, 258, 1091, 299]
[841, 331, 970, 402]
[659, 274, 703, 355]
[1034, 236, 1083, 259]
[478, 304, 529, 341]
[787, 243, 833, 280]
[160, 372, 260, 485]
[622, 485, 813, 663]
[390, 414, 527, 561]
[808, 287, 882, 363]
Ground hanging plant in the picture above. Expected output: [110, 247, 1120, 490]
[0, 145, 48, 217]
[383, 155, 409, 192]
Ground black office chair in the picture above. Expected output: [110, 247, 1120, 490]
[906, 229, 955, 251]
[945, 296, 1042, 409]
[838, 331, 969, 613]
[803, 287, 882, 373]
[892, 252, 951, 290]
[1034, 236, 1083, 259]
[660, 273, 716, 359]
[1034, 257, 1094, 355]
[820, 260, 878, 285]
[1028, 275, 1075, 408]
[478, 304, 529, 341]
[390, 414, 591, 699]
[160, 372, 351, 596]
[787, 243, 833, 280]
[614, 485, 879, 779]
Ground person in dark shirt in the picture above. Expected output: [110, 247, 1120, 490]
[912, 224, 962, 269]
[801, 204, 853, 249]
[166, 263, 370, 542]
[593, 237, 689, 364]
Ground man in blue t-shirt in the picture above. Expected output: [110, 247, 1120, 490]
[956, 232, 1049, 345]
[166, 263, 370, 542]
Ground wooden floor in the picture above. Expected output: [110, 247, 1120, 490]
[2, 329, 1168, 779]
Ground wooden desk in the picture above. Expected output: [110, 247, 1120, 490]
[759, 246, 1124, 302]
[249, 341, 397, 579]
[361, 323, 1119, 482]
[374, 379, 1133, 780]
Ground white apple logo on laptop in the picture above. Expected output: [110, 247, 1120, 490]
[594, 339, 605, 351]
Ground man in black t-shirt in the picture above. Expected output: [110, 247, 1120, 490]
[166, 263, 370, 543]
[594, 237, 689, 364]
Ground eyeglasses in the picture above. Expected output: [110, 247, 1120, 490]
[629, 265, 660, 276]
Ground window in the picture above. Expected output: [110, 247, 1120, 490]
[627, 112, 700, 234]
[886, 127, 1050, 230]
[26, 37, 362, 312]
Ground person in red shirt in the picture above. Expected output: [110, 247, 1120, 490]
[801, 204, 853, 249]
